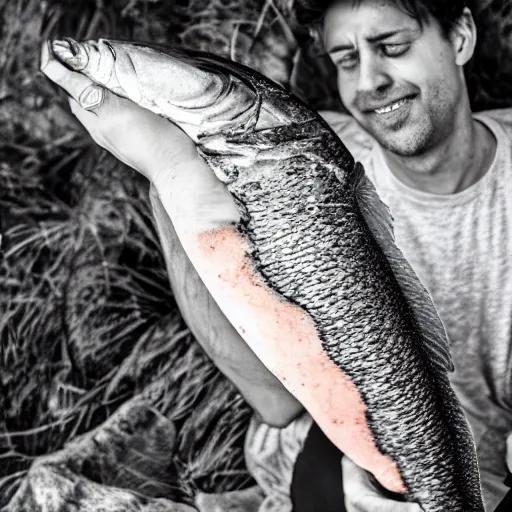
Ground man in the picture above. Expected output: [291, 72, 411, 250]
[291, 1, 512, 510]
[41, 0, 512, 510]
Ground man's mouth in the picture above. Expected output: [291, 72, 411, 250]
[373, 97, 412, 115]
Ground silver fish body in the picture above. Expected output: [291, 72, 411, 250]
[52, 38, 484, 511]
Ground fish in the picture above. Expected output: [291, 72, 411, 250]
[50, 37, 485, 511]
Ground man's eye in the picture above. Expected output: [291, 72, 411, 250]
[381, 43, 410, 57]
[336, 56, 358, 70]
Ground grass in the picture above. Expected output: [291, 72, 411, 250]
[2, 0, 512, 507]
[0, 0, 296, 504]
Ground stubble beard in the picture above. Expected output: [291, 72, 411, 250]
[370, 103, 455, 159]
[381, 86, 459, 158]
[375, 120, 433, 157]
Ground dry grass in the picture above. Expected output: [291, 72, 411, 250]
[0, 0, 296, 504]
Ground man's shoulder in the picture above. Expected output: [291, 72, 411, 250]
[318, 110, 375, 163]
[475, 107, 512, 139]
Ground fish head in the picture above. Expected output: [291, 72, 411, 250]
[51, 38, 261, 140]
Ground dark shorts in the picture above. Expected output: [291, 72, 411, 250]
[289, 422, 405, 511]
[495, 472, 512, 512]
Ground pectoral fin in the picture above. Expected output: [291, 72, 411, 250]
[353, 162, 454, 373]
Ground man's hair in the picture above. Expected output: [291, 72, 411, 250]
[294, 0, 469, 38]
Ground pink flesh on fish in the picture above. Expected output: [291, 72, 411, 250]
[185, 225, 407, 494]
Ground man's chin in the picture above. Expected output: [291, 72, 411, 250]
[377, 136, 424, 157]
[368, 123, 431, 157]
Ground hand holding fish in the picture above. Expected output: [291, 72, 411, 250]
[40, 40, 304, 427]
[41, 38, 485, 510]
[342, 456, 421, 512]
[40, 41, 201, 184]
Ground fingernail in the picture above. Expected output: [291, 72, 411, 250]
[78, 84, 104, 110]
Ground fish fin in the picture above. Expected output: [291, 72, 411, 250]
[352, 162, 454, 373]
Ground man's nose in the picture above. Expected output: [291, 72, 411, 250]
[356, 54, 392, 94]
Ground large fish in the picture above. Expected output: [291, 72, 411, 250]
[51, 38, 484, 511]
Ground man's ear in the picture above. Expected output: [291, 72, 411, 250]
[451, 7, 477, 66]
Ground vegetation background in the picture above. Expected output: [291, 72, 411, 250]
[1, 0, 512, 508]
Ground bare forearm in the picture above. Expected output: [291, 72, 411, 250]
[150, 184, 303, 427]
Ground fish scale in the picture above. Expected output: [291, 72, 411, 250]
[51, 38, 485, 510]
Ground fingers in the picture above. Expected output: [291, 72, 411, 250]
[41, 40, 155, 175]
[41, 41, 110, 149]
[342, 457, 421, 512]
[41, 39, 106, 132]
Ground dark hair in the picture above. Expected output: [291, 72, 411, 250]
[294, 0, 470, 38]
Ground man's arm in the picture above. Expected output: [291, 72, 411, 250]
[150, 185, 304, 428]
[41, 46, 304, 428]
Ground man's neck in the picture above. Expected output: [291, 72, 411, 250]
[379, 109, 497, 195]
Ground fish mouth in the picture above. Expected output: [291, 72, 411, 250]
[52, 38, 89, 71]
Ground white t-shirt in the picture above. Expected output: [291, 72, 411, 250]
[322, 108, 512, 510]
[245, 109, 512, 511]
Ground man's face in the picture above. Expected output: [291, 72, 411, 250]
[323, 0, 465, 156]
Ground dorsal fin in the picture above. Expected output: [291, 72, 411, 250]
[352, 162, 454, 373]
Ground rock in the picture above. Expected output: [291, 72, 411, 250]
[2, 397, 196, 511]
[4, 462, 197, 512]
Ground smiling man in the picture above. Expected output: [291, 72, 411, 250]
[318, 0, 496, 186]
[282, 0, 512, 510]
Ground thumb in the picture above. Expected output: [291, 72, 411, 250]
[342, 457, 420, 512]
